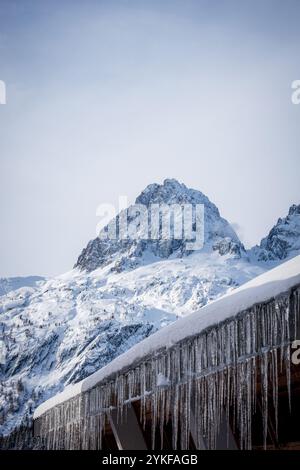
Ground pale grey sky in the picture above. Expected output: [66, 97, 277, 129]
[0, 0, 299, 277]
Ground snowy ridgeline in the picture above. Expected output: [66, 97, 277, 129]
[34, 255, 300, 450]
[0, 277, 45, 297]
[35, 255, 300, 418]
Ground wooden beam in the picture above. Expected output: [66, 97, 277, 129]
[109, 406, 147, 450]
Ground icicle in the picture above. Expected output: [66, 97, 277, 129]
[260, 351, 268, 450]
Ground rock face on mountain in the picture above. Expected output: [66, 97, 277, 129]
[0, 179, 299, 446]
[251, 204, 300, 262]
[75, 179, 245, 273]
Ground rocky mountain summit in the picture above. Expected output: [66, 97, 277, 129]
[251, 204, 300, 262]
[75, 179, 245, 273]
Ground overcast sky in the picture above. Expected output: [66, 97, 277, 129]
[0, 0, 299, 277]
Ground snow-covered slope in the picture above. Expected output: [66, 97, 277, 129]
[0, 179, 299, 440]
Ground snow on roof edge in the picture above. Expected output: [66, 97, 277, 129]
[34, 255, 300, 420]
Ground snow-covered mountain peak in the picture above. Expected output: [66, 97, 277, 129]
[251, 203, 300, 262]
[75, 179, 244, 273]
[135, 178, 215, 209]
[288, 203, 300, 216]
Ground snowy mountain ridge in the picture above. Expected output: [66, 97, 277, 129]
[0, 179, 299, 442]
[75, 179, 245, 273]
[250, 203, 300, 262]
[0, 277, 45, 297]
